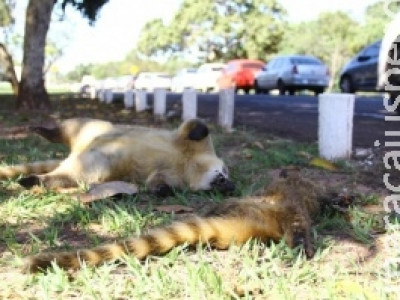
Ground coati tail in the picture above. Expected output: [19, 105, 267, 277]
[0, 160, 61, 179]
[24, 216, 260, 273]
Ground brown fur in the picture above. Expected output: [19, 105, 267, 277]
[24, 174, 326, 273]
[0, 118, 234, 194]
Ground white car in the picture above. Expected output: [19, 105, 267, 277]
[255, 55, 329, 95]
[114, 75, 136, 91]
[171, 68, 197, 92]
[134, 72, 172, 91]
[193, 63, 226, 93]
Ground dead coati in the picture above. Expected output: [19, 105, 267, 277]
[0, 118, 235, 195]
[24, 172, 327, 273]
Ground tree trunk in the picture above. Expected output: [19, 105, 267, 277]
[16, 0, 55, 110]
[328, 45, 340, 92]
[0, 43, 19, 96]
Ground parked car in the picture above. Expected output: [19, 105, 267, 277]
[339, 40, 381, 93]
[171, 68, 197, 92]
[134, 72, 172, 91]
[337, 13, 400, 114]
[79, 75, 96, 96]
[254, 55, 329, 95]
[217, 59, 264, 93]
[113, 75, 136, 91]
[193, 63, 226, 93]
[378, 13, 400, 114]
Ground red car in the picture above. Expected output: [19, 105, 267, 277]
[218, 59, 265, 93]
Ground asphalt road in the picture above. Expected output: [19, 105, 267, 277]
[151, 92, 397, 147]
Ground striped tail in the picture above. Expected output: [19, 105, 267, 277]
[24, 216, 257, 273]
[0, 160, 61, 179]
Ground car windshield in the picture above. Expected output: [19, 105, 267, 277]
[243, 63, 263, 69]
[156, 74, 171, 78]
[290, 57, 322, 65]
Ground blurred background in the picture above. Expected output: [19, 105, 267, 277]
[0, 0, 395, 105]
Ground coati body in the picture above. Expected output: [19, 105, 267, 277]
[25, 174, 325, 273]
[0, 118, 234, 194]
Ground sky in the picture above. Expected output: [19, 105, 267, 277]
[13, 0, 381, 74]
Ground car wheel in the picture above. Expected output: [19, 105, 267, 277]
[339, 75, 355, 93]
[278, 80, 286, 95]
[314, 88, 324, 96]
[254, 81, 263, 94]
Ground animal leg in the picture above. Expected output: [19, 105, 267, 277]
[19, 173, 78, 189]
[18, 156, 81, 189]
[145, 170, 182, 197]
[30, 126, 63, 144]
[282, 211, 314, 258]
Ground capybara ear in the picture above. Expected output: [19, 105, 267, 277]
[178, 119, 209, 141]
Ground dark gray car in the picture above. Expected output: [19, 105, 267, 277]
[339, 40, 381, 93]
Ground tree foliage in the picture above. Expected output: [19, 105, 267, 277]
[138, 0, 287, 62]
[17, 0, 109, 110]
[280, 11, 361, 90]
[64, 48, 193, 81]
[60, 0, 109, 24]
[0, 0, 13, 27]
[357, 0, 399, 46]
[0, 0, 18, 94]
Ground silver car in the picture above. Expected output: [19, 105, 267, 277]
[254, 55, 330, 95]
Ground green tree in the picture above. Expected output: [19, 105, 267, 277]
[356, 0, 399, 46]
[44, 40, 64, 75]
[280, 11, 358, 90]
[0, 0, 18, 95]
[17, 0, 109, 110]
[138, 0, 286, 62]
[64, 63, 94, 82]
[0, 0, 13, 25]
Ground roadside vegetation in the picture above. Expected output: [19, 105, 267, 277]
[0, 0, 393, 109]
[0, 94, 398, 299]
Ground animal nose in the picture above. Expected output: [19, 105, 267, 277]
[211, 174, 235, 193]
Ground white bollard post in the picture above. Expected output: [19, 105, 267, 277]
[98, 89, 105, 102]
[153, 88, 167, 118]
[182, 88, 197, 120]
[319, 93, 355, 160]
[218, 88, 235, 130]
[124, 90, 134, 108]
[105, 89, 113, 103]
[135, 89, 148, 112]
[89, 86, 97, 100]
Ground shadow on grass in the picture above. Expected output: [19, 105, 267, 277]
[0, 184, 387, 274]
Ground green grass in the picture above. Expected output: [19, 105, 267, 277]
[0, 95, 398, 299]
